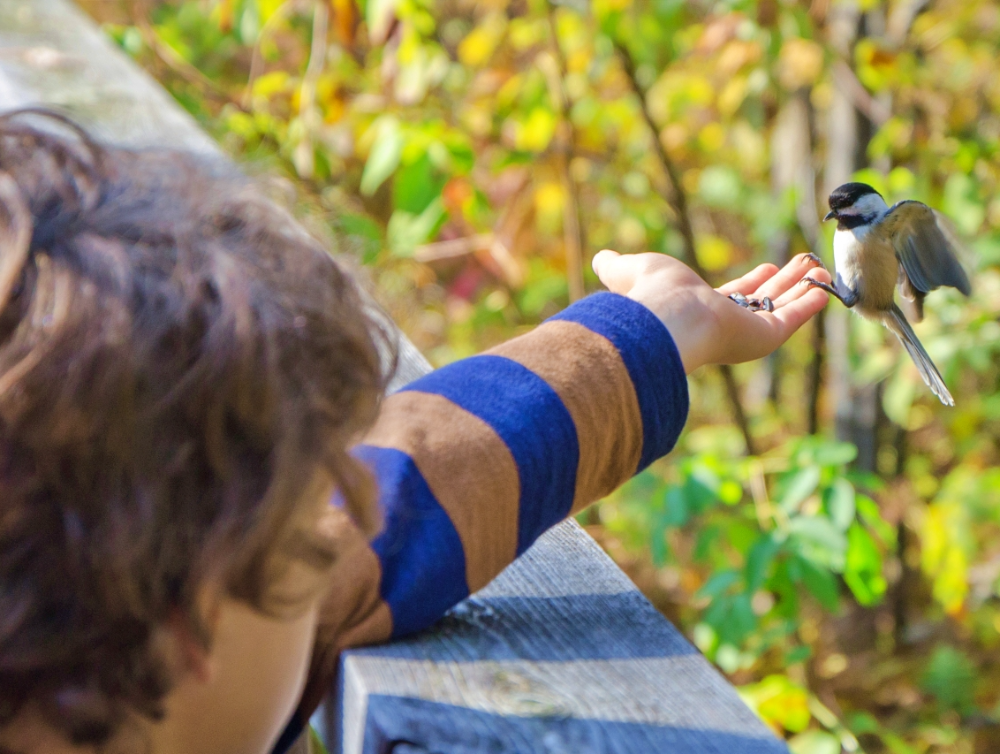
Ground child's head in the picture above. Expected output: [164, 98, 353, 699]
[0, 111, 388, 748]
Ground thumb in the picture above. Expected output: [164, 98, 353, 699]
[592, 249, 634, 293]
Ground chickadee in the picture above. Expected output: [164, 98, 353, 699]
[806, 182, 971, 406]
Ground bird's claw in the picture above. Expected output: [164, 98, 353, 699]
[801, 277, 830, 291]
[728, 292, 774, 313]
[803, 252, 827, 270]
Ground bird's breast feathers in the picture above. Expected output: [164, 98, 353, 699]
[834, 223, 901, 313]
[832, 227, 863, 287]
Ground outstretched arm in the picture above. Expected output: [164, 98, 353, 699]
[283, 253, 829, 744]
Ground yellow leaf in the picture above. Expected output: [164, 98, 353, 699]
[252, 70, 291, 100]
[779, 39, 824, 91]
[697, 122, 725, 152]
[717, 40, 762, 77]
[458, 13, 506, 68]
[718, 76, 748, 118]
[685, 75, 716, 106]
[515, 108, 556, 152]
[739, 675, 811, 735]
[256, 0, 286, 25]
[696, 234, 733, 273]
[936, 548, 968, 616]
[496, 74, 522, 109]
[594, 0, 632, 14]
[535, 181, 566, 219]
[921, 502, 970, 615]
[508, 18, 545, 51]
[616, 216, 647, 249]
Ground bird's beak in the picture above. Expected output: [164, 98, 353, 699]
[824, 210, 836, 222]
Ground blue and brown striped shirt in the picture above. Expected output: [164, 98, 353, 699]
[277, 292, 689, 751]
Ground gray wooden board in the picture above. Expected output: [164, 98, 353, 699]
[0, 3, 788, 753]
[336, 521, 787, 754]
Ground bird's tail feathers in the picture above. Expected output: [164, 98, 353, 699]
[885, 305, 954, 406]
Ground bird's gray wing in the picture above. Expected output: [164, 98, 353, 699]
[880, 200, 972, 297]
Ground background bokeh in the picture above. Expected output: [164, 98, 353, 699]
[82, 1, 1000, 751]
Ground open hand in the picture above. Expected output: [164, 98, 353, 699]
[592, 250, 831, 374]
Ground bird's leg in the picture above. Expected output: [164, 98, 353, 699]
[802, 277, 859, 308]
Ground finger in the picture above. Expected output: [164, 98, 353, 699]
[768, 286, 830, 337]
[770, 267, 833, 308]
[752, 253, 827, 301]
[716, 263, 779, 296]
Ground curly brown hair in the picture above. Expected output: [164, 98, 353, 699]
[0, 111, 390, 746]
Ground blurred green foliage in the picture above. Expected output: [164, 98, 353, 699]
[86, 0, 1000, 750]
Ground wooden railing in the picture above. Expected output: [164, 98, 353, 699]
[0, 3, 789, 752]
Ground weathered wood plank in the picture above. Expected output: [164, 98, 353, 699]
[335, 521, 787, 753]
[0, 0, 219, 153]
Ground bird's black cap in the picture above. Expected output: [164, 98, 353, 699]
[827, 182, 882, 211]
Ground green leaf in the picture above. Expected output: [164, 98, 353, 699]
[921, 645, 977, 715]
[727, 593, 757, 645]
[718, 479, 743, 505]
[844, 524, 886, 606]
[697, 569, 740, 600]
[698, 166, 742, 207]
[518, 273, 567, 316]
[846, 711, 880, 735]
[386, 198, 446, 257]
[784, 644, 812, 665]
[662, 486, 688, 527]
[393, 152, 447, 214]
[942, 172, 985, 235]
[826, 478, 856, 531]
[650, 526, 668, 567]
[789, 516, 848, 568]
[683, 469, 718, 514]
[705, 593, 757, 646]
[811, 441, 858, 467]
[745, 535, 781, 592]
[361, 119, 404, 197]
[789, 731, 841, 754]
[856, 495, 897, 547]
[780, 467, 821, 513]
[882, 365, 916, 426]
[794, 555, 840, 611]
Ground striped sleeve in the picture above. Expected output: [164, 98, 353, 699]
[277, 292, 688, 752]
[361, 291, 687, 640]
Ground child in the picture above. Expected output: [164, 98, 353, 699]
[0, 111, 830, 754]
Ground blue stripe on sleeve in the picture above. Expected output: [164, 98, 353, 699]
[549, 292, 688, 472]
[354, 445, 470, 638]
[400, 356, 579, 555]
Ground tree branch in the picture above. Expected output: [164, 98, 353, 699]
[613, 38, 756, 455]
[545, 5, 585, 302]
[129, 0, 237, 107]
[612, 39, 706, 280]
[293, 0, 329, 179]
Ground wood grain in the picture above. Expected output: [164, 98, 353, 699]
[335, 521, 787, 754]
